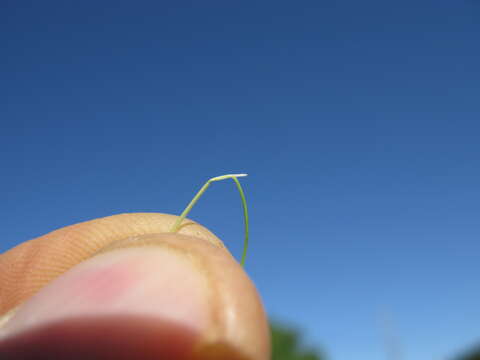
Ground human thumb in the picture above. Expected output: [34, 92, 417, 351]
[0, 213, 270, 360]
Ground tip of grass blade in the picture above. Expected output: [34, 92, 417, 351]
[171, 173, 250, 267]
[210, 173, 248, 181]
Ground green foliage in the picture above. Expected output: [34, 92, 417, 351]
[269, 321, 479, 360]
[271, 323, 325, 360]
[455, 346, 480, 360]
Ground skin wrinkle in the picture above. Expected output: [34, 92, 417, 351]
[31, 228, 81, 291]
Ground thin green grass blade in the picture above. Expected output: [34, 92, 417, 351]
[232, 176, 249, 266]
[169, 174, 250, 266]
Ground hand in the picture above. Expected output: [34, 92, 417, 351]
[0, 213, 270, 360]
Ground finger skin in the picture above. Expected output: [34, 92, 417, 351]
[0, 213, 223, 314]
[0, 316, 198, 360]
[0, 213, 270, 360]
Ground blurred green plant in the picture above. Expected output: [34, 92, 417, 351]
[454, 345, 480, 360]
[271, 322, 325, 360]
[270, 321, 479, 360]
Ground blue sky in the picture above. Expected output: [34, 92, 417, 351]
[2, 1, 480, 359]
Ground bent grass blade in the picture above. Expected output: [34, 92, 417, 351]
[169, 174, 250, 267]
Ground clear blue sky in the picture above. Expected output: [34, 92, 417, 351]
[2, 1, 479, 359]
